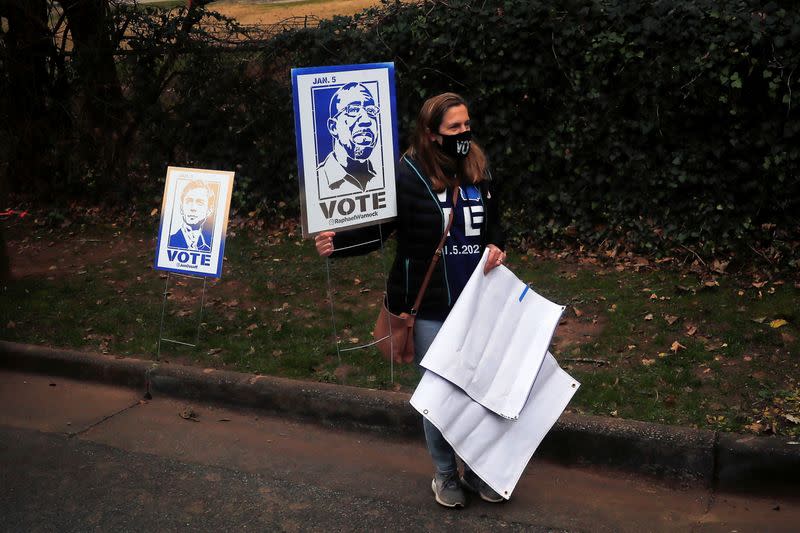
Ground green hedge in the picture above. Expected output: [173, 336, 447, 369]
[232, 0, 800, 265]
[8, 0, 800, 266]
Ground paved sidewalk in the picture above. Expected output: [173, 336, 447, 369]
[1, 340, 799, 498]
[2, 369, 799, 532]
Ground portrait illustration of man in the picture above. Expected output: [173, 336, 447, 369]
[317, 82, 381, 198]
[169, 180, 215, 252]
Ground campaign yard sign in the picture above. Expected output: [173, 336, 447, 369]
[292, 62, 399, 237]
[154, 167, 234, 278]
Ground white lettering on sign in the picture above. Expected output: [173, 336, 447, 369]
[465, 206, 483, 237]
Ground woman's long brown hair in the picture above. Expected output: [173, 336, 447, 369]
[406, 92, 487, 192]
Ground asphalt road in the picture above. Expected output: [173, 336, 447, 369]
[1, 370, 797, 532]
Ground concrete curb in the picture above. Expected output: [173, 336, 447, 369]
[2, 340, 798, 494]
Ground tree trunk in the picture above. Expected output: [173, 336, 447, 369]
[61, 0, 130, 196]
[0, 0, 52, 196]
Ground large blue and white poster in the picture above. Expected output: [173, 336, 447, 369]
[292, 62, 399, 237]
[154, 166, 235, 278]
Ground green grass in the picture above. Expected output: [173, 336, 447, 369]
[520, 258, 799, 436]
[2, 217, 798, 437]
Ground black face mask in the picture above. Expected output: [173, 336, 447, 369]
[438, 130, 472, 159]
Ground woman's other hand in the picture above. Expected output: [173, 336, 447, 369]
[315, 231, 336, 257]
[483, 244, 506, 275]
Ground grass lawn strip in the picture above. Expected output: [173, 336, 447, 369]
[2, 213, 798, 438]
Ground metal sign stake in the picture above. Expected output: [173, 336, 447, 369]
[323, 226, 395, 382]
[156, 272, 208, 359]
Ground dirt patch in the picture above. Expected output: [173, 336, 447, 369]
[8, 231, 148, 280]
[206, 279, 261, 313]
[551, 314, 606, 353]
[211, 0, 382, 26]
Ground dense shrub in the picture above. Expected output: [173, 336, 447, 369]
[240, 0, 800, 264]
[4, 0, 799, 266]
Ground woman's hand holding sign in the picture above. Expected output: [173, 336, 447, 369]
[483, 244, 506, 275]
[315, 231, 336, 257]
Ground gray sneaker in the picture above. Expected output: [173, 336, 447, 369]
[461, 469, 505, 503]
[431, 471, 466, 508]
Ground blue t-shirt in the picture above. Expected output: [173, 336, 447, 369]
[439, 184, 484, 304]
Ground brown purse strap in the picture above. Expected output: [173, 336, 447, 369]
[411, 186, 460, 315]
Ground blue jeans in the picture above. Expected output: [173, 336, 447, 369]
[414, 319, 459, 475]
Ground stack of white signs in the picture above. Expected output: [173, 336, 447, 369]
[410, 250, 580, 500]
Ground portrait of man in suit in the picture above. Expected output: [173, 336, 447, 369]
[316, 82, 380, 198]
[169, 180, 215, 252]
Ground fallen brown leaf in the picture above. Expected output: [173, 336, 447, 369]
[746, 421, 765, 433]
[664, 314, 679, 325]
[704, 339, 728, 351]
[711, 259, 729, 274]
[783, 414, 800, 425]
[179, 407, 199, 422]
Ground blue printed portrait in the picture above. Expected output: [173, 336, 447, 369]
[154, 167, 235, 279]
[292, 63, 399, 236]
[312, 81, 384, 200]
[168, 179, 218, 253]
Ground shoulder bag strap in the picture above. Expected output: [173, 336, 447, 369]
[411, 186, 460, 315]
